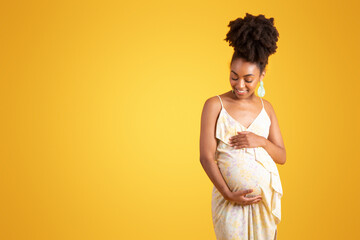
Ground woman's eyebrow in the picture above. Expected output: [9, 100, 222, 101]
[231, 70, 254, 77]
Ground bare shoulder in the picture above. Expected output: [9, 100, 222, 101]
[202, 95, 222, 118]
[261, 98, 276, 119]
[199, 95, 222, 161]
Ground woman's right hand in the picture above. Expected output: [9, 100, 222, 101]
[225, 189, 262, 205]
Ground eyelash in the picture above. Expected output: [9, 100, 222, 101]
[231, 78, 253, 83]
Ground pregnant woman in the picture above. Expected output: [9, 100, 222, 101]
[199, 13, 286, 240]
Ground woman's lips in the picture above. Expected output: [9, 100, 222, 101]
[235, 89, 248, 94]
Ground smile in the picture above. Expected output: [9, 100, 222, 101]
[235, 89, 248, 94]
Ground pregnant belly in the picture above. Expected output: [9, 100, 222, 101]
[216, 150, 270, 197]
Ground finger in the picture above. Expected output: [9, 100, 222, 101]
[244, 195, 262, 202]
[230, 140, 240, 147]
[246, 197, 262, 205]
[235, 135, 245, 141]
[237, 131, 249, 134]
[239, 140, 250, 147]
[254, 197, 263, 202]
[238, 136, 249, 142]
[245, 197, 262, 202]
[236, 133, 250, 140]
[242, 199, 261, 206]
[229, 139, 236, 145]
[230, 137, 242, 144]
[231, 139, 246, 146]
[251, 199, 262, 204]
[244, 193, 262, 199]
[235, 144, 249, 149]
[237, 138, 248, 143]
[236, 139, 248, 146]
[230, 141, 248, 148]
[229, 137, 237, 142]
[242, 189, 254, 195]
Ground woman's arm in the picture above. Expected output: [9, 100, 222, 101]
[199, 97, 232, 200]
[261, 100, 286, 165]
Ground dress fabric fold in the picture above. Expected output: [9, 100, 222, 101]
[212, 95, 283, 240]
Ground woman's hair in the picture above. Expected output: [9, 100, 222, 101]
[224, 13, 279, 75]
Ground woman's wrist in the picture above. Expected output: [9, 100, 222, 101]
[261, 137, 268, 148]
[222, 189, 233, 201]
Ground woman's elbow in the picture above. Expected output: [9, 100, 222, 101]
[200, 155, 215, 165]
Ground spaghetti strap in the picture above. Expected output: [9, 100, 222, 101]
[260, 97, 264, 109]
[216, 95, 224, 109]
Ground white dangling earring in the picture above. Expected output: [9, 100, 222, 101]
[257, 80, 265, 97]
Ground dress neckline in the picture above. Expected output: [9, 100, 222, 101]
[221, 107, 264, 130]
[217, 95, 265, 130]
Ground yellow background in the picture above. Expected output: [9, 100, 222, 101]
[1, 0, 360, 239]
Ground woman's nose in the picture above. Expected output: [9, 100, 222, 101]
[238, 79, 246, 88]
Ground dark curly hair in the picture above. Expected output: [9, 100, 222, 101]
[224, 13, 279, 75]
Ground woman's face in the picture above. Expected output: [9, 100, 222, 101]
[230, 57, 265, 98]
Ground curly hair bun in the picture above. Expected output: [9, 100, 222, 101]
[224, 13, 279, 72]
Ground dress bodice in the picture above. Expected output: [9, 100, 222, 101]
[214, 95, 283, 224]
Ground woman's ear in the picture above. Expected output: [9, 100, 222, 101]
[260, 71, 266, 81]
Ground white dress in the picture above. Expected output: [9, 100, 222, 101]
[212, 95, 283, 240]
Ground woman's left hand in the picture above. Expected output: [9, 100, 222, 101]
[229, 131, 266, 149]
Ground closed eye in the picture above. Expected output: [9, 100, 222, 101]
[231, 78, 253, 83]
